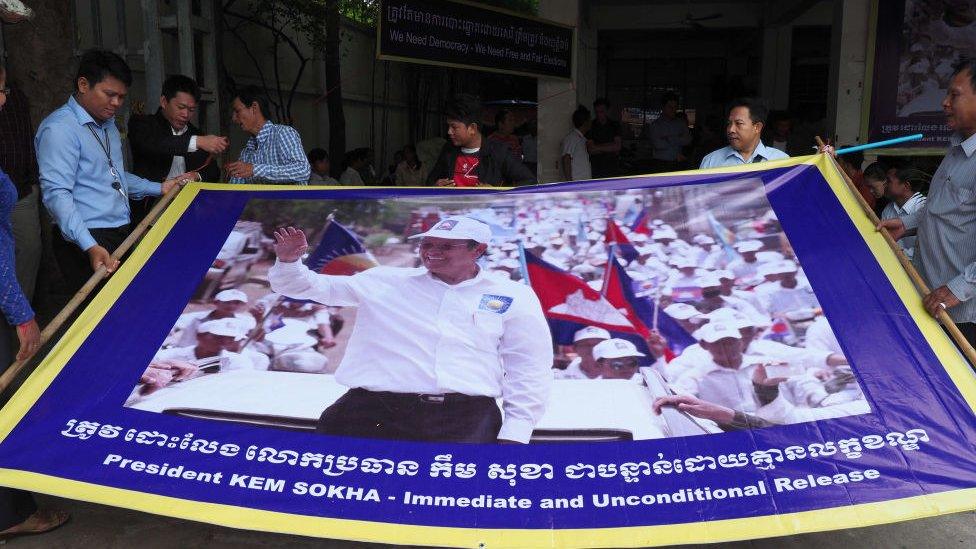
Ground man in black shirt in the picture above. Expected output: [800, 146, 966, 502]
[586, 97, 622, 178]
[426, 94, 536, 187]
[128, 75, 226, 223]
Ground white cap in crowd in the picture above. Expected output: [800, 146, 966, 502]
[573, 326, 611, 343]
[408, 216, 492, 244]
[715, 269, 735, 281]
[771, 260, 798, 274]
[697, 273, 723, 288]
[663, 302, 701, 320]
[653, 228, 678, 240]
[703, 308, 758, 329]
[734, 240, 763, 253]
[198, 318, 248, 340]
[264, 326, 318, 348]
[694, 322, 742, 343]
[671, 256, 697, 269]
[593, 338, 646, 360]
[214, 289, 248, 303]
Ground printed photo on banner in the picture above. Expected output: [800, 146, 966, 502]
[868, 0, 976, 146]
[126, 178, 869, 441]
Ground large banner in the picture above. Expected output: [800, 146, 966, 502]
[378, 0, 574, 79]
[866, 0, 976, 149]
[1, 155, 975, 547]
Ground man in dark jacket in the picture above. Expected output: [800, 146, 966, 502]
[128, 75, 226, 222]
[426, 94, 536, 187]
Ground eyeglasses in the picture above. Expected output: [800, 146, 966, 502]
[606, 358, 639, 369]
[419, 241, 470, 252]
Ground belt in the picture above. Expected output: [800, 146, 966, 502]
[351, 388, 492, 405]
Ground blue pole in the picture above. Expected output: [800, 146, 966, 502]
[516, 241, 531, 286]
[833, 134, 924, 156]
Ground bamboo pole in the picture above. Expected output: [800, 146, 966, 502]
[0, 183, 186, 393]
[815, 136, 976, 366]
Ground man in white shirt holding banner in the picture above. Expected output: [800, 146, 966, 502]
[269, 216, 553, 444]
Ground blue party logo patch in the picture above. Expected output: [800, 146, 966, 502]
[479, 294, 513, 314]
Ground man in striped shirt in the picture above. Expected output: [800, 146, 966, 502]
[880, 58, 976, 347]
[225, 86, 310, 185]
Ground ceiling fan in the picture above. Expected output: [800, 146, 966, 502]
[670, 11, 723, 29]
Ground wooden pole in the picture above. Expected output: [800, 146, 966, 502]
[0, 183, 186, 393]
[815, 136, 976, 366]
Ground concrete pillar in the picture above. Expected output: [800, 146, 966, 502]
[827, 0, 871, 144]
[761, 26, 793, 110]
[537, 0, 583, 183]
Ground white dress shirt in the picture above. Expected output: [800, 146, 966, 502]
[153, 345, 269, 371]
[880, 192, 926, 261]
[560, 128, 592, 181]
[268, 260, 553, 443]
[172, 310, 257, 348]
[166, 125, 198, 180]
[672, 357, 765, 413]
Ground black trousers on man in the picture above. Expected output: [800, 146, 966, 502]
[0, 488, 36, 531]
[52, 225, 130, 295]
[0, 332, 37, 531]
[316, 388, 502, 443]
[949, 323, 976, 371]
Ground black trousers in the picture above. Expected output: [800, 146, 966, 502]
[0, 488, 36, 530]
[0, 319, 38, 531]
[52, 225, 130, 295]
[948, 323, 976, 370]
[317, 388, 502, 443]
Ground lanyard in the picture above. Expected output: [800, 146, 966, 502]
[85, 123, 127, 201]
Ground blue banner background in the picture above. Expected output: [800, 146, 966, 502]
[1, 164, 974, 530]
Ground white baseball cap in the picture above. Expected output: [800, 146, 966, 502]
[697, 274, 723, 288]
[653, 228, 678, 240]
[573, 326, 611, 343]
[734, 240, 763, 253]
[704, 308, 754, 329]
[198, 318, 248, 340]
[770, 260, 799, 274]
[214, 289, 248, 303]
[408, 216, 492, 244]
[664, 302, 701, 320]
[715, 269, 735, 280]
[694, 322, 742, 343]
[593, 338, 646, 360]
[264, 326, 318, 347]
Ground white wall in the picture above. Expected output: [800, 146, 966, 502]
[827, 0, 871, 144]
[537, 0, 584, 183]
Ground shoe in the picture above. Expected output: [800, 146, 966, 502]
[0, 509, 70, 540]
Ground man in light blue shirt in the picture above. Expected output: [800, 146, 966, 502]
[699, 98, 790, 169]
[36, 50, 181, 293]
[224, 86, 310, 185]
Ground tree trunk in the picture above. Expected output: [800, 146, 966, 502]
[324, 0, 345, 167]
[2, 0, 75, 129]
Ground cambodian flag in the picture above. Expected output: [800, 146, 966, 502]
[604, 256, 696, 357]
[708, 210, 739, 262]
[522, 251, 644, 345]
[604, 219, 639, 263]
[305, 220, 379, 276]
[630, 207, 652, 235]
